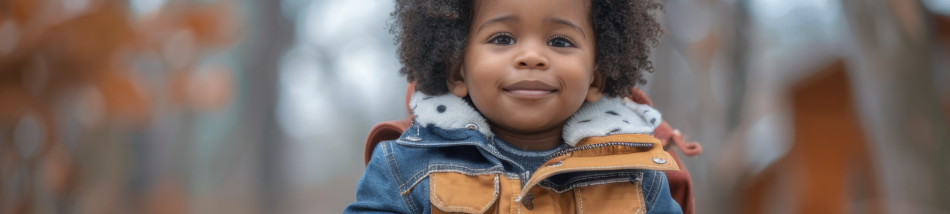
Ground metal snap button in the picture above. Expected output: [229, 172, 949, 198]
[404, 136, 421, 141]
[652, 157, 667, 164]
[465, 124, 478, 130]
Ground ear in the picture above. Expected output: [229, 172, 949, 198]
[447, 63, 468, 97]
[585, 68, 604, 102]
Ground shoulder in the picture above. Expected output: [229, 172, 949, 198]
[368, 140, 463, 183]
[372, 139, 500, 171]
[351, 141, 436, 213]
[371, 140, 456, 165]
[369, 139, 505, 187]
[368, 140, 440, 177]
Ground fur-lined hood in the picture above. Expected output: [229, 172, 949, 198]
[408, 91, 663, 146]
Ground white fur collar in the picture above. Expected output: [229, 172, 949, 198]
[408, 92, 661, 146]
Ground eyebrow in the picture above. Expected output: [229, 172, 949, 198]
[476, 15, 518, 34]
[475, 15, 587, 39]
[548, 17, 586, 39]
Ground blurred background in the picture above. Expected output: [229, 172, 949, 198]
[0, 0, 948, 213]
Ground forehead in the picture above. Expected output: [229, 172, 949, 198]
[472, 0, 591, 26]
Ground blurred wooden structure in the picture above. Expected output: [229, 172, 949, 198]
[742, 61, 884, 214]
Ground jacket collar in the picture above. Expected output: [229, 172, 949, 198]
[407, 91, 663, 146]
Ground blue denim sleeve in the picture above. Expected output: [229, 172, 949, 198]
[646, 171, 684, 214]
[343, 142, 413, 214]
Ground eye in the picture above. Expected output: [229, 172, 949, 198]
[488, 32, 515, 45]
[547, 35, 575, 48]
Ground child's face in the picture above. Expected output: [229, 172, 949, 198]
[449, 0, 601, 136]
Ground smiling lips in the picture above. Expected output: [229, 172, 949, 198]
[503, 80, 557, 99]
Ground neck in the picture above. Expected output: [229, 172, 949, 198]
[490, 124, 564, 151]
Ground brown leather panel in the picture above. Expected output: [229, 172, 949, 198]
[574, 182, 645, 214]
[553, 189, 577, 214]
[518, 134, 678, 200]
[499, 176, 520, 214]
[430, 173, 499, 213]
[533, 188, 578, 214]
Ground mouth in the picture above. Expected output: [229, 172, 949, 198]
[502, 80, 557, 99]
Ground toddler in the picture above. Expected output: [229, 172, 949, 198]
[345, 0, 682, 213]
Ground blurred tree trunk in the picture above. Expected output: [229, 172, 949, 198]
[841, 0, 950, 212]
[232, 1, 294, 213]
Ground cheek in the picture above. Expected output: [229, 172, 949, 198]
[463, 48, 508, 95]
[554, 56, 596, 97]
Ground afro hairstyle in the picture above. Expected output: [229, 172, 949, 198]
[390, 0, 664, 98]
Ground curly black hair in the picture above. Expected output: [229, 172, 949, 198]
[390, 0, 663, 98]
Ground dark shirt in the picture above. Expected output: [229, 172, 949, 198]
[491, 136, 569, 174]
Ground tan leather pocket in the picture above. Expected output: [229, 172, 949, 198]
[430, 172, 499, 214]
[573, 182, 645, 214]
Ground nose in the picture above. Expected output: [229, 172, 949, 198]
[514, 47, 550, 70]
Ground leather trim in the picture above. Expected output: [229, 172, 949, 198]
[430, 172, 500, 213]
[517, 134, 678, 200]
[575, 181, 645, 214]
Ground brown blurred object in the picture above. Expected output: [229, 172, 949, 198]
[0, 0, 239, 213]
[687, 31, 720, 75]
[885, 0, 925, 43]
[172, 63, 234, 111]
[935, 15, 950, 134]
[742, 61, 884, 214]
[142, 178, 188, 214]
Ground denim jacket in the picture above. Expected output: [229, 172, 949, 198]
[345, 92, 684, 214]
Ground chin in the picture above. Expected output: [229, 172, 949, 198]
[501, 116, 555, 131]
